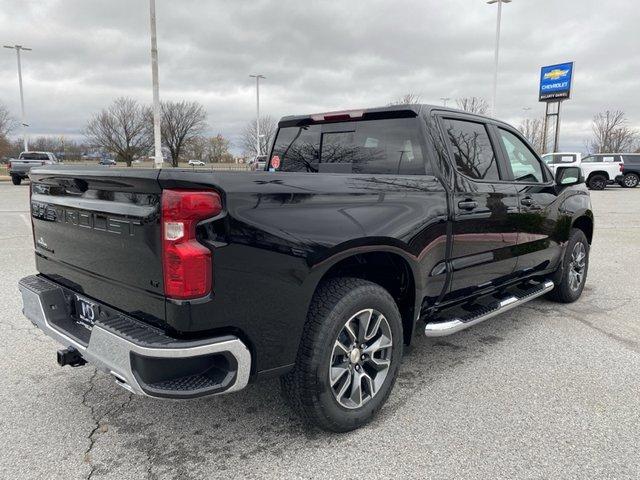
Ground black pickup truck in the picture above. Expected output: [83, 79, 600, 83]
[19, 105, 593, 431]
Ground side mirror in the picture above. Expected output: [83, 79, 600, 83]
[555, 166, 583, 187]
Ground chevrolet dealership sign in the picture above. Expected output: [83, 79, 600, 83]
[539, 62, 574, 102]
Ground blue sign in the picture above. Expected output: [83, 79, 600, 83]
[539, 62, 574, 102]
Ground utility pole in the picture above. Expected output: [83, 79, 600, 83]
[3, 44, 32, 152]
[440, 97, 451, 107]
[249, 74, 265, 157]
[487, 0, 511, 117]
[148, 0, 163, 168]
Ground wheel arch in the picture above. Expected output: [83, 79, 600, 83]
[311, 249, 419, 346]
[572, 214, 594, 244]
[586, 170, 610, 180]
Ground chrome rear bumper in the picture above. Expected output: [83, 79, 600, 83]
[19, 275, 251, 399]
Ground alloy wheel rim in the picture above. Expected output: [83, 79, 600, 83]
[625, 175, 638, 187]
[568, 242, 587, 291]
[329, 309, 393, 409]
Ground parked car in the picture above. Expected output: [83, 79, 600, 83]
[18, 105, 593, 432]
[188, 159, 206, 166]
[579, 153, 624, 190]
[541, 152, 582, 177]
[98, 158, 117, 166]
[8, 151, 59, 185]
[250, 155, 267, 171]
[615, 154, 640, 188]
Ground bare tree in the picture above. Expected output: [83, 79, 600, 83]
[518, 118, 545, 154]
[456, 97, 489, 115]
[0, 103, 15, 158]
[85, 97, 151, 166]
[0, 103, 15, 137]
[388, 93, 422, 106]
[207, 134, 232, 163]
[589, 110, 637, 153]
[240, 115, 277, 157]
[185, 133, 232, 163]
[160, 100, 208, 167]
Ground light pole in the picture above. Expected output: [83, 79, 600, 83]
[487, 0, 511, 116]
[148, 0, 163, 168]
[440, 97, 451, 107]
[3, 44, 32, 152]
[249, 74, 265, 157]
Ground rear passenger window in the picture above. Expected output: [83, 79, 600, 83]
[442, 119, 500, 181]
[321, 118, 427, 175]
[273, 118, 428, 175]
[623, 155, 640, 165]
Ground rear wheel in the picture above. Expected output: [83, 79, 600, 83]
[587, 174, 607, 190]
[11, 175, 22, 186]
[548, 228, 589, 303]
[281, 277, 403, 432]
[622, 173, 639, 188]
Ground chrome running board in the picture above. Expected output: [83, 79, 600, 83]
[424, 280, 554, 337]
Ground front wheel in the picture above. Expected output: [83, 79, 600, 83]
[281, 277, 403, 432]
[587, 174, 607, 190]
[548, 228, 590, 303]
[622, 173, 639, 188]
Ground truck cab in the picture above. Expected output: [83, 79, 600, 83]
[541, 152, 582, 177]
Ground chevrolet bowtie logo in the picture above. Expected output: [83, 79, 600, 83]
[543, 69, 569, 81]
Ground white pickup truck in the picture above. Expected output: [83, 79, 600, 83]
[579, 154, 625, 190]
[542, 152, 624, 190]
[541, 152, 582, 177]
[7, 151, 59, 185]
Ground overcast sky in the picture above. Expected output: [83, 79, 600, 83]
[0, 0, 638, 154]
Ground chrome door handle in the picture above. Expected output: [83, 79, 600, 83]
[458, 200, 478, 211]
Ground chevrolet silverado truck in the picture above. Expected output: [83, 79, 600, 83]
[580, 153, 624, 190]
[19, 105, 593, 432]
[8, 151, 59, 185]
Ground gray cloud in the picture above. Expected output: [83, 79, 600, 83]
[1, 0, 638, 152]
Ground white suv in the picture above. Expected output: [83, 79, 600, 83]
[580, 154, 625, 190]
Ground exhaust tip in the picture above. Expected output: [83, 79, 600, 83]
[57, 347, 87, 367]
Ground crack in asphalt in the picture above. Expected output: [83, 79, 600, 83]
[81, 369, 134, 479]
[82, 369, 99, 479]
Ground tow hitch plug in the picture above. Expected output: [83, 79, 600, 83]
[57, 347, 87, 367]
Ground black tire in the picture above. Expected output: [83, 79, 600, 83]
[547, 228, 589, 303]
[11, 175, 22, 186]
[587, 174, 607, 190]
[622, 173, 639, 188]
[281, 277, 403, 432]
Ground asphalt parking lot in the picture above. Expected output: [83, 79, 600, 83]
[0, 181, 639, 480]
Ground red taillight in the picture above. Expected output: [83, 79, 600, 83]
[8, 161, 12, 170]
[620, 163, 625, 172]
[161, 189, 222, 299]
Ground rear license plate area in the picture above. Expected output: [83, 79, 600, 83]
[74, 295, 97, 330]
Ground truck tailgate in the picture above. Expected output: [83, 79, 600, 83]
[29, 167, 166, 325]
